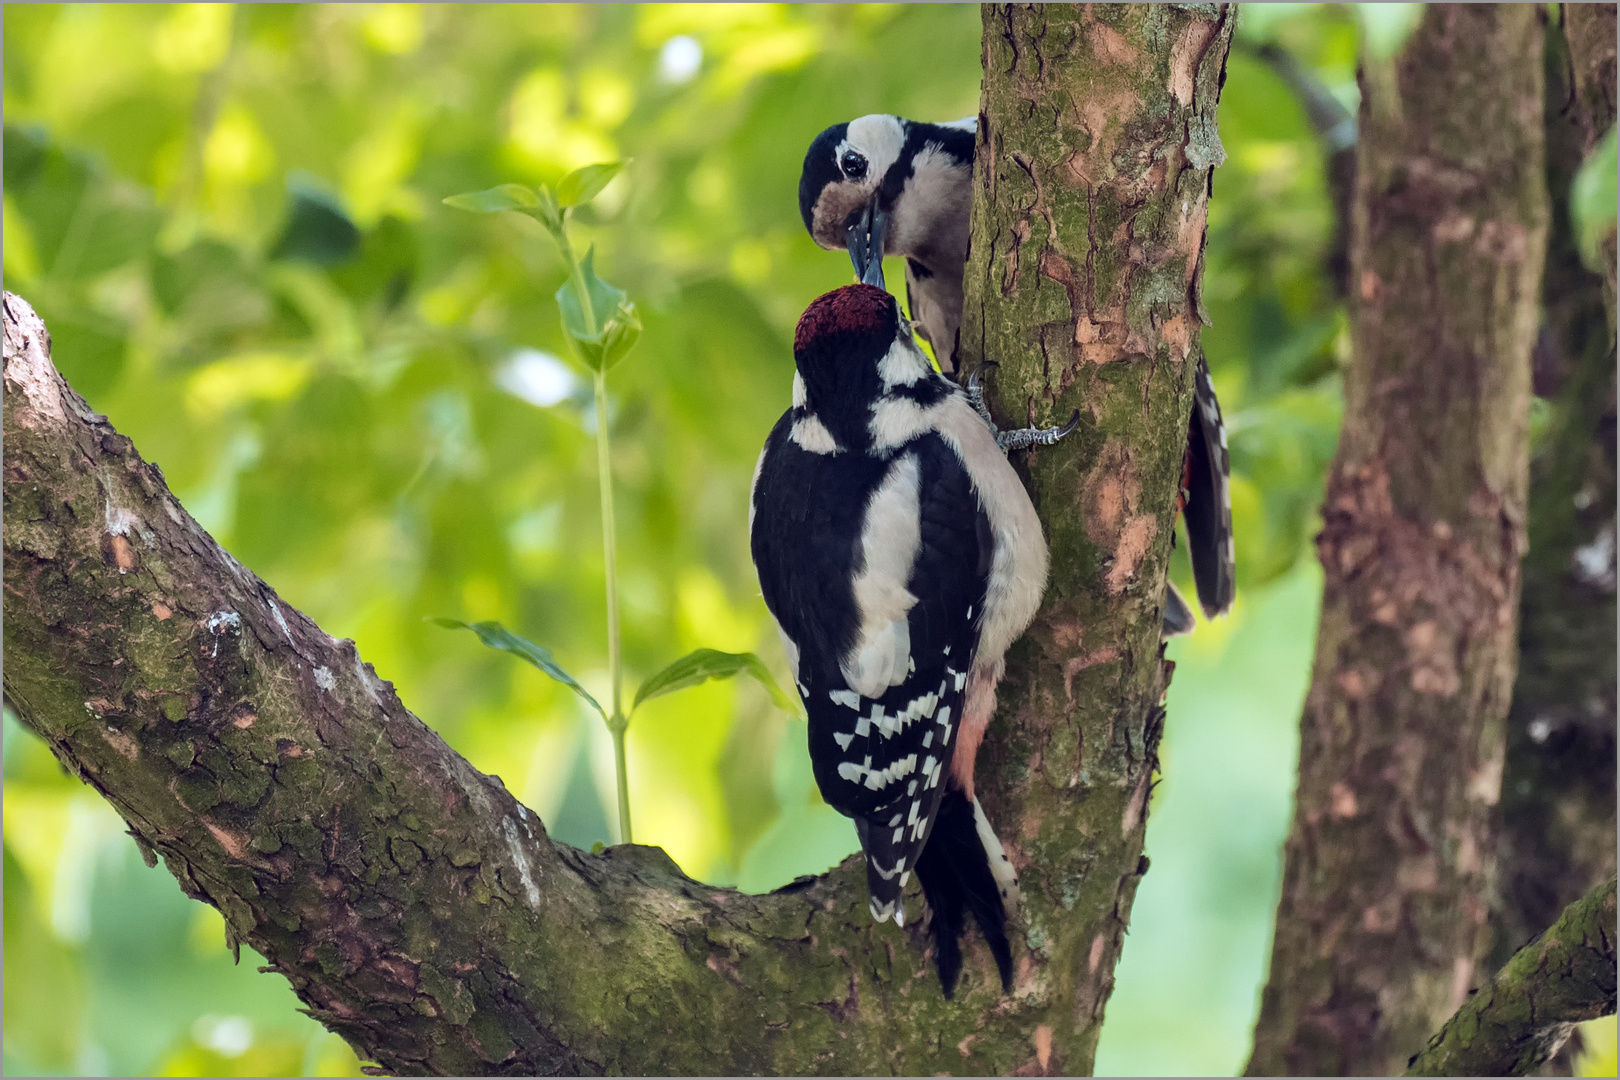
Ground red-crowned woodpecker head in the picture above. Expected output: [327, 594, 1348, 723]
[790, 284, 907, 422]
[794, 283, 896, 356]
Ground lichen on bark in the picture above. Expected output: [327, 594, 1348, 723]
[1247, 6, 1546, 1075]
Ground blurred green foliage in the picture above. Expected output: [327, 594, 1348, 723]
[3, 4, 1606, 1077]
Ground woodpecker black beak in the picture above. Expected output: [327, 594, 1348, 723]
[845, 200, 888, 289]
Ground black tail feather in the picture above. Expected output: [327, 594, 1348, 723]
[1161, 580, 1196, 637]
[1185, 353, 1236, 618]
[913, 788, 1013, 997]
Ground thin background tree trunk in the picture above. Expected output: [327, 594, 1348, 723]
[960, 4, 1233, 1071]
[1490, 0, 1616, 988]
[1247, 6, 1545, 1075]
[0, 5, 1233, 1074]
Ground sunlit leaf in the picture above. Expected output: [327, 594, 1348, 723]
[1573, 125, 1618, 272]
[431, 618, 605, 719]
[442, 184, 539, 214]
[633, 648, 802, 718]
[556, 160, 628, 209]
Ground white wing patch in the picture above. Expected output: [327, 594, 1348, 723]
[841, 453, 922, 698]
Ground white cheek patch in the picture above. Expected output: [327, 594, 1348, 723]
[790, 414, 842, 455]
[841, 453, 922, 698]
[876, 334, 931, 389]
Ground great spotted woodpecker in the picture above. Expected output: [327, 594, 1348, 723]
[749, 284, 1073, 996]
[799, 114, 1236, 629]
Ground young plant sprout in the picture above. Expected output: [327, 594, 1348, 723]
[439, 164, 797, 846]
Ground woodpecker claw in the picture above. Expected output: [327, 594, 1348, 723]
[995, 411, 1077, 453]
[968, 363, 1077, 453]
[965, 363, 998, 428]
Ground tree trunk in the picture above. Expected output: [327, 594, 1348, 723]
[1489, 1, 1616, 986]
[959, 4, 1234, 1072]
[0, 7, 1233, 1074]
[1246, 6, 1545, 1076]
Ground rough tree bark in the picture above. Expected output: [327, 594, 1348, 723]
[1247, 6, 1545, 1076]
[958, 4, 1233, 1071]
[1408, 875, 1617, 1078]
[1489, 1, 1617, 987]
[0, 7, 1234, 1077]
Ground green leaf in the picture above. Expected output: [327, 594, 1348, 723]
[431, 618, 605, 719]
[271, 172, 361, 267]
[556, 160, 628, 209]
[442, 184, 540, 214]
[530, 184, 563, 232]
[1573, 124, 1618, 272]
[632, 648, 803, 718]
[599, 305, 641, 371]
[555, 246, 639, 371]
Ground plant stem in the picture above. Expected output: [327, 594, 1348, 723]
[551, 212, 629, 844]
[552, 222, 597, 337]
[593, 370, 631, 844]
[609, 720, 632, 847]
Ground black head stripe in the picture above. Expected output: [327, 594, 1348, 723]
[876, 120, 974, 208]
[926, 121, 975, 166]
[799, 122, 850, 234]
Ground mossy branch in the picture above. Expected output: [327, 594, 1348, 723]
[1406, 875, 1617, 1077]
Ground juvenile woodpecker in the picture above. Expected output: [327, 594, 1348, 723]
[799, 114, 1236, 627]
[749, 284, 1073, 996]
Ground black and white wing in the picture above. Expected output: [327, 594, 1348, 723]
[751, 426, 989, 923]
[1183, 352, 1235, 618]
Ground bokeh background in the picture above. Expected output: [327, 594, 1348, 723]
[2, 4, 1612, 1076]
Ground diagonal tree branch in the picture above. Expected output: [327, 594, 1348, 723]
[1407, 875, 1617, 1077]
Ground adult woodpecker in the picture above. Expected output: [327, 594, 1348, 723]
[799, 114, 1236, 629]
[750, 284, 1073, 997]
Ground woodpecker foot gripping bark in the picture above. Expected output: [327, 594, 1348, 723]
[967, 363, 1080, 453]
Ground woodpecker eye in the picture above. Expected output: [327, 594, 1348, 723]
[840, 150, 868, 180]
